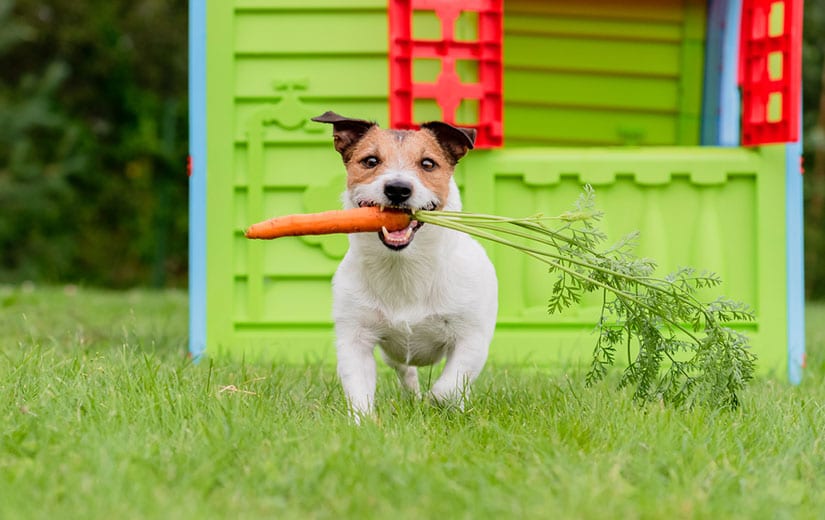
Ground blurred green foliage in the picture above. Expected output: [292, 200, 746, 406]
[803, 0, 825, 299]
[0, 0, 187, 287]
[0, 0, 823, 296]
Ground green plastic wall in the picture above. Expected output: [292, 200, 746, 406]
[503, 0, 707, 146]
[203, 0, 789, 377]
[458, 146, 787, 376]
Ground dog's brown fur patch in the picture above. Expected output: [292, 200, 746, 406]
[343, 127, 455, 209]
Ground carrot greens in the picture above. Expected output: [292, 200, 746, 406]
[415, 185, 757, 409]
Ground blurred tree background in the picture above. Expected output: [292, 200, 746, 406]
[0, 0, 823, 295]
[0, 0, 187, 288]
[804, 0, 825, 299]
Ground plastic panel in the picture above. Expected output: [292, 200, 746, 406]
[502, 0, 707, 146]
[189, 0, 207, 359]
[701, 0, 742, 146]
[203, 1, 390, 362]
[459, 146, 788, 372]
[389, 0, 503, 147]
[738, 0, 803, 145]
[786, 140, 804, 383]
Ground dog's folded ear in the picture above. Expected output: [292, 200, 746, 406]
[420, 121, 476, 164]
[312, 111, 376, 160]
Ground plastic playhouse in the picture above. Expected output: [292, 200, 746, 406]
[188, 0, 805, 381]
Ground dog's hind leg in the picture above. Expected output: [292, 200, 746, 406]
[380, 351, 421, 397]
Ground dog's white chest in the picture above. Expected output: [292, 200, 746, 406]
[377, 313, 457, 366]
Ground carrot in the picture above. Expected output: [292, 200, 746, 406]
[244, 206, 412, 240]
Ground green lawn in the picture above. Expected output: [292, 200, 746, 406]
[1, 285, 824, 519]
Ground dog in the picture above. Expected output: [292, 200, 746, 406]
[312, 111, 498, 419]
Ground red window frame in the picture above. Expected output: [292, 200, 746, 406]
[738, 0, 803, 145]
[388, 0, 503, 148]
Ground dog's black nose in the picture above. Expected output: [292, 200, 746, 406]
[384, 181, 412, 204]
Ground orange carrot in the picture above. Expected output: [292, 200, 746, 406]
[245, 206, 412, 240]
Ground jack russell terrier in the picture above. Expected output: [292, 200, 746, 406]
[312, 111, 498, 419]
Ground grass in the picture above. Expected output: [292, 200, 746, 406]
[1, 285, 825, 519]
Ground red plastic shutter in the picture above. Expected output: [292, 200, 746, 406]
[738, 0, 803, 145]
[388, 0, 503, 148]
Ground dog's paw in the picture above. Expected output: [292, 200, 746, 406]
[426, 390, 467, 412]
[347, 407, 378, 426]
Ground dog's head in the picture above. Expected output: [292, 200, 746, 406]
[312, 111, 476, 251]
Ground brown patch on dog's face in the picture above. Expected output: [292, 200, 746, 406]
[313, 112, 475, 214]
[342, 127, 457, 209]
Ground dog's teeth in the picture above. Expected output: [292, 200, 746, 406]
[404, 227, 413, 240]
[379, 204, 385, 212]
[381, 226, 390, 238]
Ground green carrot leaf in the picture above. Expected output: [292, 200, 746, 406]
[415, 185, 756, 409]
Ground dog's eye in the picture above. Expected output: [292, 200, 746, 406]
[421, 158, 437, 171]
[360, 156, 380, 169]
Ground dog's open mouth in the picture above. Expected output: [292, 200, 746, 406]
[379, 218, 423, 250]
[358, 201, 431, 251]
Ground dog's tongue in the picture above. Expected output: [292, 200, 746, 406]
[381, 220, 417, 244]
[387, 228, 409, 239]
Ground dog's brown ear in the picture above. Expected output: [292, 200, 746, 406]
[420, 121, 476, 164]
[312, 111, 376, 160]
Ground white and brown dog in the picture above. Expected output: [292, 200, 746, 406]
[312, 111, 498, 419]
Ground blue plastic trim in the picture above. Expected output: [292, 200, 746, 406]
[701, 0, 724, 144]
[188, 0, 207, 360]
[786, 140, 805, 384]
[701, 0, 742, 146]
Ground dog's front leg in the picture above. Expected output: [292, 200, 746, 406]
[430, 334, 490, 409]
[335, 326, 379, 421]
